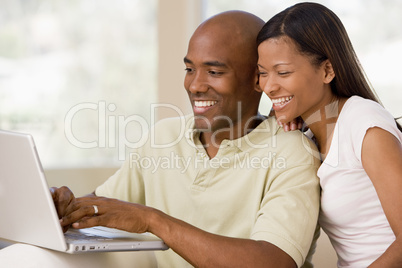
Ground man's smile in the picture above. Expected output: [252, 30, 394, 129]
[193, 100, 218, 114]
[194, 100, 218, 108]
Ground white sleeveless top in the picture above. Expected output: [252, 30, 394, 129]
[317, 96, 401, 267]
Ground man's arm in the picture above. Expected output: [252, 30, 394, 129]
[150, 209, 296, 268]
[60, 196, 296, 268]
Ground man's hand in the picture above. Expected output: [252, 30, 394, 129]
[50, 186, 76, 232]
[59, 196, 153, 234]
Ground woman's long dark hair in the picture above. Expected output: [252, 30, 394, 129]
[257, 2, 402, 131]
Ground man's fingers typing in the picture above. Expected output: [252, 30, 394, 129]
[61, 205, 98, 227]
[49, 186, 79, 231]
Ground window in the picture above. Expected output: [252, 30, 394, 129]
[204, 0, 402, 121]
[0, 0, 157, 167]
[1, 0, 400, 169]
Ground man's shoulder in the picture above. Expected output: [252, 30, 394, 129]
[269, 120, 320, 166]
[150, 115, 193, 145]
[152, 114, 193, 131]
[246, 117, 319, 159]
[246, 116, 311, 145]
[256, 116, 309, 142]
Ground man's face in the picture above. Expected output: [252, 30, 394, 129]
[184, 29, 260, 135]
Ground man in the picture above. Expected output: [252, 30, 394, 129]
[54, 11, 320, 267]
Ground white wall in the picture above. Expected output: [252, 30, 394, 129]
[156, 0, 203, 120]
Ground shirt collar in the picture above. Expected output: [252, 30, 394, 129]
[184, 114, 281, 153]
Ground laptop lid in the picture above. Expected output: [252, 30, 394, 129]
[0, 130, 168, 253]
[0, 130, 68, 251]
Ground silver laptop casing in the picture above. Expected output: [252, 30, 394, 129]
[0, 130, 168, 253]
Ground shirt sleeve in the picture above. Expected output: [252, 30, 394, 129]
[251, 132, 321, 267]
[348, 98, 402, 163]
[95, 155, 146, 204]
[95, 121, 162, 204]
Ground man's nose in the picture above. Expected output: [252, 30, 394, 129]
[187, 72, 209, 94]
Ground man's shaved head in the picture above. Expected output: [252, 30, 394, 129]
[192, 11, 265, 70]
[184, 11, 265, 138]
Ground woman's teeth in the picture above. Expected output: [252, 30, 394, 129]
[272, 96, 293, 106]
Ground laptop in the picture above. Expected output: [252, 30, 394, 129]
[0, 129, 168, 253]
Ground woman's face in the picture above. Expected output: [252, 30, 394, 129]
[257, 36, 334, 125]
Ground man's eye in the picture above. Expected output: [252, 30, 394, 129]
[185, 67, 194, 73]
[209, 70, 223, 75]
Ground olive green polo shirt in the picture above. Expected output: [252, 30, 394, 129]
[96, 115, 320, 267]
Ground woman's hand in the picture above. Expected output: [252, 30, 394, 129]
[278, 118, 304, 132]
[269, 108, 304, 131]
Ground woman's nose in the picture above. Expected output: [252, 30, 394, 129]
[261, 76, 280, 97]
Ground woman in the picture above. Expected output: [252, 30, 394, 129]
[256, 2, 402, 267]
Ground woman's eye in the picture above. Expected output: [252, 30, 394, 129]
[278, 71, 291, 75]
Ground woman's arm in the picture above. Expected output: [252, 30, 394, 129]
[362, 127, 402, 267]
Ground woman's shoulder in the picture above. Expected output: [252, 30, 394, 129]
[342, 96, 394, 122]
[344, 95, 384, 112]
[340, 95, 401, 145]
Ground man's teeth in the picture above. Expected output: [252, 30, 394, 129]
[272, 96, 293, 105]
[194, 101, 217, 107]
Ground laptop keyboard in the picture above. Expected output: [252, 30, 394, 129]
[65, 230, 113, 241]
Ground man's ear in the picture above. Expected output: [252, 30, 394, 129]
[254, 69, 263, 92]
[323, 60, 335, 84]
